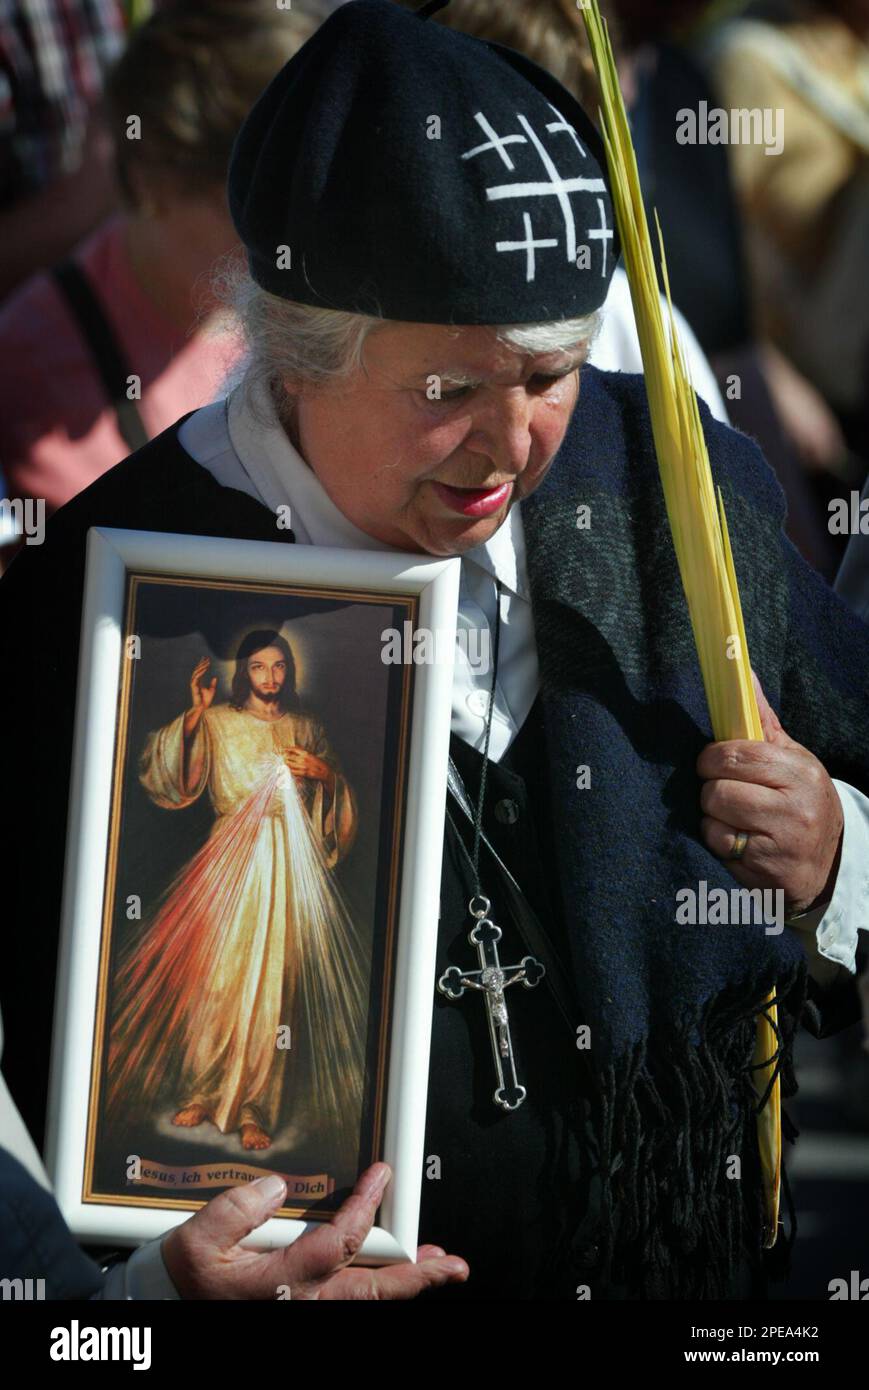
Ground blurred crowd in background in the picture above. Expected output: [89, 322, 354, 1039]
[1, 0, 868, 581]
[0, 0, 866, 1288]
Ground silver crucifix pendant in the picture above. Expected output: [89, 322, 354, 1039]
[437, 895, 545, 1111]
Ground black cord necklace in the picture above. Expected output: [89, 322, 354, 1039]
[469, 577, 502, 894]
[437, 578, 546, 1110]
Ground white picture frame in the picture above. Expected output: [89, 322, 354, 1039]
[46, 526, 460, 1266]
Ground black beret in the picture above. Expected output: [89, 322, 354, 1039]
[228, 0, 620, 325]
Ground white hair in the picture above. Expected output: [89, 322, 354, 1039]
[213, 254, 602, 425]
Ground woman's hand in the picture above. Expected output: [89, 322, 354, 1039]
[697, 672, 843, 915]
[161, 1162, 469, 1300]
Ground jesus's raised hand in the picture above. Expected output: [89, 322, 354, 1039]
[182, 657, 218, 771]
[190, 656, 217, 710]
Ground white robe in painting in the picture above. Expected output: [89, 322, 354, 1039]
[107, 702, 368, 1154]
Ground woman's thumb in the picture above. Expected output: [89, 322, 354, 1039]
[751, 669, 785, 744]
[188, 1173, 287, 1251]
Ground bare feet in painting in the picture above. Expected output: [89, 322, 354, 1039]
[240, 1121, 272, 1150]
[173, 1103, 208, 1127]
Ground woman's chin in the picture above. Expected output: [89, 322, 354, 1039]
[417, 504, 513, 556]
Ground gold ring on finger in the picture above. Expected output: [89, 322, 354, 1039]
[728, 830, 749, 862]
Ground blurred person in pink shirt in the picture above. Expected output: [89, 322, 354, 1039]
[0, 0, 325, 534]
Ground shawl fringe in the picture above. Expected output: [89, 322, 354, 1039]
[574, 959, 810, 1299]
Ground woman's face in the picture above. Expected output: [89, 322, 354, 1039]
[286, 321, 585, 556]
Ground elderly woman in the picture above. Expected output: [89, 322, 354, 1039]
[1, 0, 868, 1304]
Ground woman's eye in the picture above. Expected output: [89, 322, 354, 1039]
[417, 385, 473, 408]
[421, 371, 572, 406]
[530, 372, 570, 390]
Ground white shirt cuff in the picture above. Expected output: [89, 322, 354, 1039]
[97, 1236, 182, 1300]
[788, 779, 869, 984]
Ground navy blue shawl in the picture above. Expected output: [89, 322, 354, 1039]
[519, 365, 869, 1288]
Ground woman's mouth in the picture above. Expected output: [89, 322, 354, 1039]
[431, 479, 513, 518]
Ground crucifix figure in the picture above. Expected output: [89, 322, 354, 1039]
[438, 895, 545, 1111]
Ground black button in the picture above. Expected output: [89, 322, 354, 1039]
[494, 798, 519, 824]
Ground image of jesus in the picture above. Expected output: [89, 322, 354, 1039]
[106, 628, 369, 1160]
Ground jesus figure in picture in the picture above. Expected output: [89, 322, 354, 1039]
[106, 628, 368, 1159]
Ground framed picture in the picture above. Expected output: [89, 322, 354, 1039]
[46, 526, 460, 1264]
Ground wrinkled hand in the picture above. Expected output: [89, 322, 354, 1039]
[161, 1163, 468, 1300]
[697, 672, 843, 915]
[284, 747, 334, 789]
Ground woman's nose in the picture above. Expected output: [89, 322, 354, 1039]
[464, 389, 533, 470]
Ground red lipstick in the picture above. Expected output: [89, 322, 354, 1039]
[432, 480, 513, 518]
